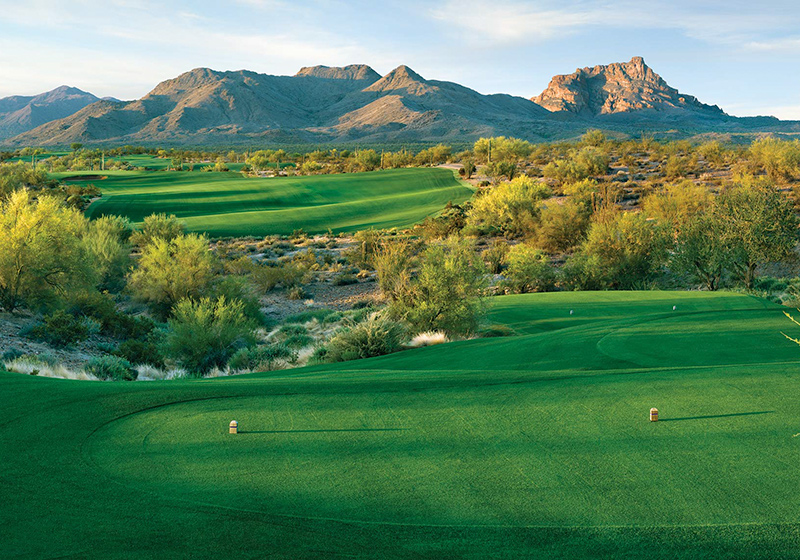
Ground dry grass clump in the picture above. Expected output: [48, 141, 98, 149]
[135, 364, 187, 381]
[4, 357, 98, 381]
[406, 331, 450, 348]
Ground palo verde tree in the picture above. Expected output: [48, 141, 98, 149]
[0, 190, 94, 311]
[128, 233, 218, 319]
[467, 176, 552, 237]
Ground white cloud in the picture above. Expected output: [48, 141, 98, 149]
[744, 37, 800, 52]
[429, 0, 800, 48]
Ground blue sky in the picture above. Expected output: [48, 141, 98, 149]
[2, 0, 800, 118]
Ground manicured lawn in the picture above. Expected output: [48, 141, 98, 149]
[2, 291, 800, 558]
[59, 167, 472, 237]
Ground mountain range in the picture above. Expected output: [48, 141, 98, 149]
[3, 58, 799, 147]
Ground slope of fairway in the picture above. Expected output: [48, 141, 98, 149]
[69, 167, 471, 237]
[3, 291, 800, 559]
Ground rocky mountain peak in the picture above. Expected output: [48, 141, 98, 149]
[532, 57, 725, 116]
[364, 65, 432, 95]
[295, 64, 380, 82]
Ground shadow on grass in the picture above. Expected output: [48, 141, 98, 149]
[660, 411, 775, 422]
[239, 428, 407, 434]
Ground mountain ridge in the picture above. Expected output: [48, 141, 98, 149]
[4, 60, 800, 147]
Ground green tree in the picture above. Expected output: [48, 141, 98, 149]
[642, 181, 712, 234]
[672, 213, 729, 291]
[580, 211, 671, 289]
[128, 233, 218, 318]
[715, 181, 798, 288]
[0, 190, 93, 311]
[355, 149, 381, 171]
[83, 215, 132, 292]
[467, 176, 552, 237]
[129, 213, 186, 247]
[504, 244, 555, 293]
[535, 200, 590, 253]
[0, 162, 53, 197]
[372, 240, 415, 301]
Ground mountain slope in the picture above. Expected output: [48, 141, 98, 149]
[0, 86, 102, 140]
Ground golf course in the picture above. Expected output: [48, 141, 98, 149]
[3, 290, 800, 559]
[65, 167, 472, 237]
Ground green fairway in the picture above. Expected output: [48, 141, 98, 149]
[63, 167, 472, 237]
[3, 291, 800, 558]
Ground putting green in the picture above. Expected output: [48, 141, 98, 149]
[3, 291, 800, 558]
[61, 167, 472, 237]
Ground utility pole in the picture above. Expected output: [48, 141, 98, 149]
[102, 151, 105, 171]
[487, 138, 492, 164]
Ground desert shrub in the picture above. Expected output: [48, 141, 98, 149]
[279, 324, 308, 336]
[287, 286, 309, 300]
[284, 333, 314, 348]
[482, 240, 509, 274]
[504, 244, 556, 293]
[85, 356, 138, 381]
[713, 180, 798, 289]
[283, 308, 336, 324]
[642, 180, 713, 232]
[332, 273, 358, 286]
[27, 310, 89, 347]
[473, 137, 533, 163]
[211, 276, 267, 325]
[388, 239, 487, 336]
[322, 311, 345, 324]
[129, 213, 186, 247]
[69, 292, 155, 340]
[249, 261, 304, 293]
[1, 348, 24, 362]
[163, 296, 256, 376]
[543, 147, 609, 184]
[344, 229, 382, 268]
[561, 252, 611, 291]
[747, 138, 800, 181]
[0, 161, 53, 197]
[114, 338, 165, 368]
[228, 343, 297, 372]
[322, 313, 407, 363]
[417, 204, 467, 240]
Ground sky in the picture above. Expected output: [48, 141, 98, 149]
[2, 0, 800, 118]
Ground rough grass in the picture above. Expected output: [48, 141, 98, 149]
[3, 291, 800, 559]
[63, 168, 472, 237]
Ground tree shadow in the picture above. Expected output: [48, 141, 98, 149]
[238, 428, 407, 434]
[659, 411, 774, 422]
